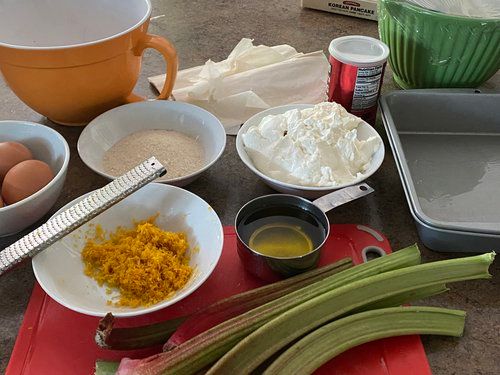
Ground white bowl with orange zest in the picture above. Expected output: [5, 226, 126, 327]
[32, 183, 224, 317]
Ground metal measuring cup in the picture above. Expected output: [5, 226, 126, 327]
[235, 183, 374, 280]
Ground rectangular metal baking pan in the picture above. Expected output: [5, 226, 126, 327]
[380, 89, 500, 253]
[408, 200, 500, 253]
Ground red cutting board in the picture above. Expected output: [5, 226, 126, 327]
[7, 225, 431, 375]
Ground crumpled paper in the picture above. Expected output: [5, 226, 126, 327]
[148, 38, 329, 135]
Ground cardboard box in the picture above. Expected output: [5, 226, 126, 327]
[301, 0, 378, 21]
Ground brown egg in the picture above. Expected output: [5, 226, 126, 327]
[0, 141, 33, 182]
[2, 160, 54, 205]
[0, 194, 4, 208]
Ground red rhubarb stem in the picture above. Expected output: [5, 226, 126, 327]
[163, 258, 352, 350]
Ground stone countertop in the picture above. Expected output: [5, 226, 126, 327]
[0, 1, 499, 373]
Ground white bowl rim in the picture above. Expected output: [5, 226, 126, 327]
[32, 183, 225, 317]
[236, 104, 385, 192]
[0, 120, 70, 212]
[77, 101, 227, 184]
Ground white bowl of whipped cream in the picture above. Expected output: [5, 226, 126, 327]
[236, 102, 384, 198]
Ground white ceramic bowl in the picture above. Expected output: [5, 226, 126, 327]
[32, 183, 224, 317]
[0, 121, 69, 236]
[78, 101, 226, 186]
[236, 104, 385, 199]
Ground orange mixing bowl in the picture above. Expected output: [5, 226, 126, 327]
[0, 0, 177, 125]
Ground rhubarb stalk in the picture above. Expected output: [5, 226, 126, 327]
[359, 283, 449, 311]
[163, 257, 352, 350]
[264, 306, 466, 375]
[95, 360, 119, 375]
[96, 314, 186, 350]
[206, 252, 494, 374]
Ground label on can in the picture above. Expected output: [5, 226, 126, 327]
[351, 66, 384, 111]
[327, 54, 386, 125]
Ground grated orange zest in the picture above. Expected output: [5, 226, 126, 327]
[81, 216, 192, 307]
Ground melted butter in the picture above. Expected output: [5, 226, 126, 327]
[249, 223, 314, 257]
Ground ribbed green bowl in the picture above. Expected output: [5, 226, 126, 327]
[378, 0, 500, 89]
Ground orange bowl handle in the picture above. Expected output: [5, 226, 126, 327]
[130, 34, 178, 101]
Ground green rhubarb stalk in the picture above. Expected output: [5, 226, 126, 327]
[115, 244, 422, 375]
[95, 284, 453, 375]
[95, 360, 120, 375]
[359, 283, 449, 311]
[206, 252, 494, 374]
[264, 306, 466, 375]
[163, 257, 353, 350]
[95, 259, 352, 350]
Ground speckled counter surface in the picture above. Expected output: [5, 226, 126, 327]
[1, 1, 499, 374]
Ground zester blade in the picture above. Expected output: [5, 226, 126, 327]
[0, 157, 166, 276]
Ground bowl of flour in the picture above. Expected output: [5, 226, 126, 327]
[78, 101, 226, 187]
[236, 102, 384, 198]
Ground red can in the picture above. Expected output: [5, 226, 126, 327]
[327, 36, 389, 125]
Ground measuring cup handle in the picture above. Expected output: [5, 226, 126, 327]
[313, 183, 374, 213]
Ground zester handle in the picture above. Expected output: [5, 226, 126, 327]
[0, 157, 166, 276]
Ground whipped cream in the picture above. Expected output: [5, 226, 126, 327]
[242, 102, 381, 187]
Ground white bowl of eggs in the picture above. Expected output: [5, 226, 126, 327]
[0, 121, 70, 237]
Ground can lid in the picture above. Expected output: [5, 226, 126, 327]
[328, 36, 390, 68]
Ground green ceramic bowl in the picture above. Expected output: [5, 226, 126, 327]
[378, 0, 500, 89]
